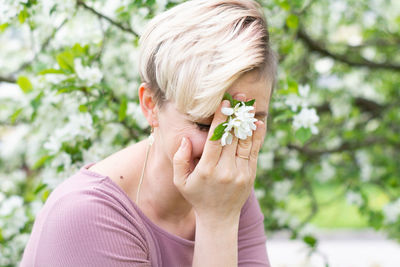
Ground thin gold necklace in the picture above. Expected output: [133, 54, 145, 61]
[136, 130, 154, 206]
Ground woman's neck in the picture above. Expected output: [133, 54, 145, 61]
[135, 138, 194, 224]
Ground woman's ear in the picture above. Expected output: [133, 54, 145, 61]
[138, 83, 159, 127]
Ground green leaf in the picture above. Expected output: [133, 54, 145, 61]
[244, 99, 255, 106]
[38, 68, 65, 75]
[79, 104, 88, 112]
[118, 96, 128, 121]
[286, 14, 299, 30]
[18, 8, 29, 24]
[42, 189, 50, 202]
[56, 51, 74, 71]
[0, 23, 9, 32]
[209, 122, 227, 141]
[295, 127, 312, 144]
[17, 76, 33, 93]
[303, 235, 317, 248]
[223, 92, 234, 107]
[32, 155, 53, 170]
[34, 182, 47, 194]
[10, 108, 23, 123]
[71, 43, 89, 57]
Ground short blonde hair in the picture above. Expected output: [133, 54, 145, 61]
[139, 0, 277, 120]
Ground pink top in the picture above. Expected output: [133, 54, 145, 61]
[21, 162, 270, 266]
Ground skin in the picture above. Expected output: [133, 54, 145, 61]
[88, 69, 272, 241]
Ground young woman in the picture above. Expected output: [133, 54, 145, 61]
[21, 0, 277, 266]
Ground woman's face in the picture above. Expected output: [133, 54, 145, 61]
[155, 70, 272, 172]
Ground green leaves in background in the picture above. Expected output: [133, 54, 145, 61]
[295, 127, 312, 144]
[17, 76, 33, 93]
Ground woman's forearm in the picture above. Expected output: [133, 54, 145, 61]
[192, 216, 240, 267]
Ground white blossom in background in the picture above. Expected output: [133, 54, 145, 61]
[0, 0, 27, 24]
[292, 107, 320, 134]
[314, 57, 334, 74]
[50, 152, 72, 170]
[355, 150, 372, 182]
[74, 58, 103, 86]
[330, 95, 352, 118]
[284, 84, 310, 112]
[383, 198, 400, 224]
[317, 74, 342, 91]
[298, 223, 316, 238]
[272, 180, 292, 201]
[44, 112, 96, 155]
[254, 188, 266, 199]
[330, 24, 363, 46]
[29, 200, 44, 217]
[346, 191, 364, 206]
[0, 125, 30, 169]
[82, 141, 114, 164]
[258, 151, 274, 170]
[127, 102, 149, 129]
[0, 195, 23, 216]
[52, 11, 103, 49]
[317, 159, 336, 182]
[130, 7, 150, 36]
[285, 94, 303, 112]
[284, 151, 302, 171]
[272, 209, 291, 226]
[1, 209, 28, 239]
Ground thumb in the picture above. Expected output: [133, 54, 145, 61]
[173, 137, 192, 188]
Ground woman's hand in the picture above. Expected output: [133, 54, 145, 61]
[173, 93, 266, 226]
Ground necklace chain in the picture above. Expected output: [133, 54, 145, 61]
[136, 131, 154, 206]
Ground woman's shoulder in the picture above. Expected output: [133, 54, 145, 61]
[21, 163, 155, 267]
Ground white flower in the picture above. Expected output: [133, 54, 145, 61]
[284, 155, 302, 171]
[0, 195, 23, 216]
[292, 107, 320, 134]
[284, 84, 310, 112]
[258, 151, 274, 170]
[221, 131, 233, 146]
[219, 101, 258, 146]
[272, 180, 292, 201]
[298, 84, 310, 97]
[317, 159, 335, 182]
[285, 94, 303, 112]
[74, 58, 103, 86]
[272, 209, 291, 226]
[355, 151, 372, 182]
[346, 191, 363, 206]
[383, 199, 400, 224]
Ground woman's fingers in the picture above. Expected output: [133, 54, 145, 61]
[248, 120, 266, 178]
[219, 93, 246, 164]
[199, 99, 231, 166]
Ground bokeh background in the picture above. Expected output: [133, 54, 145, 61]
[0, 0, 399, 266]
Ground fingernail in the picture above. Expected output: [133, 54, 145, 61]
[235, 93, 246, 101]
[222, 100, 230, 107]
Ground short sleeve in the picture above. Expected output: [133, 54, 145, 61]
[31, 190, 151, 267]
[238, 188, 270, 267]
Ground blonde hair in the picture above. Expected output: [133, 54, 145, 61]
[139, 0, 277, 120]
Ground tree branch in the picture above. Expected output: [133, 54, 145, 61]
[0, 76, 16, 83]
[0, 19, 68, 84]
[297, 28, 400, 72]
[76, 0, 139, 37]
[288, 137, 394, 156]
[11, 18, 68, 75]
[316, 97, 385, 117]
